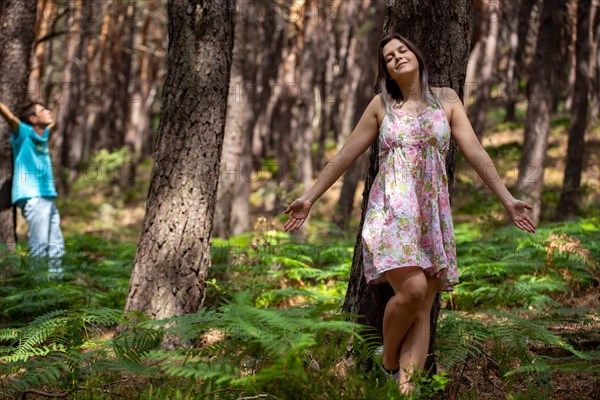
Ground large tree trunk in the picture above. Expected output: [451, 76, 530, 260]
[125, 0, 235, 319]
[342, 0, 471, 377]
[516, 0, 568, 225]
[334, 0, 385, 232]
[555, 0, 592, 220]
[0, 0, 37, 252]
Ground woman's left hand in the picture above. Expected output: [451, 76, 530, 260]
[504, 199, 536, 233]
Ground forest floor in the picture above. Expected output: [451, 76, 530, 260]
[8, 111, 600, 399]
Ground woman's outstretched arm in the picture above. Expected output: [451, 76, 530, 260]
[283, 95, 382, 232]
[441, 88, 536, 234]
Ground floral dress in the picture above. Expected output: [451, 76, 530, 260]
[361, 103, 459, 292]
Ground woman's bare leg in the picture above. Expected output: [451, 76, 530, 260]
[381, 267, 428, 371]
[397, 276, 441, 393]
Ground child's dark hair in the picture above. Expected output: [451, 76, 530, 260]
[19, 101, 44, 124]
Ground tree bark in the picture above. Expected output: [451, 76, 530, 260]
[342, 0, 471, 377]
[516, 0, 568, 225]
[125, 0, 235, 319]
[555, 0, 592, 220]
[0, 0, 37, 252]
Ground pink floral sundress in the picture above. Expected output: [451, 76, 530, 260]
[362, 103, 459, 292]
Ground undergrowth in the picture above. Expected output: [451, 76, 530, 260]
[0, 216, 598, 399]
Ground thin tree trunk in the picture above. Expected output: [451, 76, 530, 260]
[505, 0, 538, 121]
[28, 0, 50, 101]
[90, 0, 135, 152]
[125, 0, 235, 319]
[516, 0, 568, 225]
[588, 0, 599, 122]
[555, 0, 592, 220]
[126, 1, 154, 162]
[470, 0, 500, 139]
[565, 0, 578, 110]
[271, 3, 302, 213]
[212, 0, 256, 238]
[503, 0, 520, 121]
[53, 0, 82, 193]
[293, 0, 322, 225]
[250, 0, 283, 168]
[342, 0, 471, 379]
[334, 0, 385, 232]
[125, 0, 164, 185]
[0, 0, 37, 252]
[82, 1, 112, 162]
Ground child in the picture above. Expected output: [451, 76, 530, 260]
[283, 34, 535, 394]
[0, 101, 65, 276]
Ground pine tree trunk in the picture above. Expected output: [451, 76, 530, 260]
[555, 0, 592, 220]
[505, 0, 538, 121]
[469, 0, 500, 139]
[588, 1, 599, 122]
[90, 0, 135, 152]
[334, 0, 385, 232]
[516, 0, 568, 225]
[125, 0, 235, 319]
[125, 0, 163, 185]
[54, 0, 84, 193]
[27, 0, 50, 100]
[0, 0, 37, 252]
[212, 0, 256, 238]
[294, 1, 325, 217]
[342, 0, 472, 377]
[249, 0, 283, 168]
[503, 0, 520, 122]
[271, 5, 301, 213]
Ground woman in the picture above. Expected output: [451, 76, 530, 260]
[282, 33, 536, 394]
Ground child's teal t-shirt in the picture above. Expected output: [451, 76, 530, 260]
[10, 122, 58, 204]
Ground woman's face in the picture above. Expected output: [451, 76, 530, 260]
[382, 38, 419, 80]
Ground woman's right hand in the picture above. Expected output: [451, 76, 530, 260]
[283, 198, 313, 232]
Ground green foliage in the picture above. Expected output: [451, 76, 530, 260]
[1, 216, 598, 398]
[0, 292, 367, 399]
[0, 234, 134, 322]
[452, 218, 598, 310]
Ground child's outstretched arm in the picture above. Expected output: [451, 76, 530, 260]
[283, 95, 382, 232]
[442, 87, 536, 234]
[0, 102, 20, 133]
